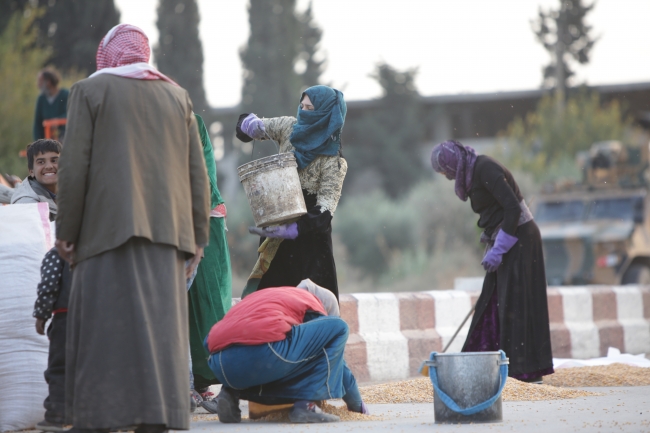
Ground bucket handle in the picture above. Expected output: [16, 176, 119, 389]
[251, 133, 280, 159]
[419, 350, 509, 416]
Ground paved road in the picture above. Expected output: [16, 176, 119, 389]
[191, 386, 650, 433]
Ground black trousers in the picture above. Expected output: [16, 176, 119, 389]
[44, 313, 67, 423]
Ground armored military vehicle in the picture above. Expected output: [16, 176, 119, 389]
[533, 141, 650, 285]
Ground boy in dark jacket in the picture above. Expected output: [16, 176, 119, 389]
[33, 248, 72, 431]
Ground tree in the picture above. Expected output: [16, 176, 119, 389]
[296, 1, 325, 89]
[0, 9, 85, 177]
[345, 63, 424, 198]
[0, 10, 49, 176]
[240, 0, 303, 119]
[154, 0, 207, 110]
[532, 0, 598, 97]
[0, 1, 28, 34]
[501, 91, 630, 182]
[227, 0, 326, 187]
[0, 0, 120, 74]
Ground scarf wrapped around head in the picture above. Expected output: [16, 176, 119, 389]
[90, 24, 177, 85]
[289, 85, 347, 170]
[430, 140, 478, 201]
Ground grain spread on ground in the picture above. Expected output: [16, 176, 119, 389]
[249, 402, 383, 422]
[359, 377, 599, 404]
[191, 403, 383, 423]
[543, 363, 650, 387]
[191, 365, 650, 423]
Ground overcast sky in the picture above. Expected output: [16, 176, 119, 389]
[114, 0, 649, 108]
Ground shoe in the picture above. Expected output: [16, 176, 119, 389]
[200, 390, 215, 401]
[134, 425, 167, 433]
[216, 387, 241, 423]
[200, 400, 218, 414]
[190, 390, 203, 413]
[66, 428, 108, 433]
[521, 376, 543, 384]
[195, 385, 215, 401]
[36, 420, 66, 432]
[201, 391, 215, 401]
[289, 403, 339, 423]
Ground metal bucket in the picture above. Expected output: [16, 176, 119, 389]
[237, 153, 307, 228]
[422, 351, 509, 424]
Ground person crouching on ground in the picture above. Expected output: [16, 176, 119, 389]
[429, 140, 554, 383]
[11, 139, 61, 221]
[206, 285, 368, 423]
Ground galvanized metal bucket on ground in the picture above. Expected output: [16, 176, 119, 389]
[237, 153, 307, 228]
[421, 351, 509, 424]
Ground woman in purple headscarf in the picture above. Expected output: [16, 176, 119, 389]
[430, 140, 553, 383]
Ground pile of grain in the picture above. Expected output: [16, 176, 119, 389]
[359, 377, 599, 404]
[361, 378, 433, 404]
[192, 365, 650, 424]
[504, 378, 598, 401]
[250, 402, 383, 422]
[544, 363, 650, 387]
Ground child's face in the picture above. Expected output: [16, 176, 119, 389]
[30, 151, 59, 188]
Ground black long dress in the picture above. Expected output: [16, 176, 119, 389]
[241, 116, 347, 301]
[462, 155, 554, 378]
[258, 191, 339, 299]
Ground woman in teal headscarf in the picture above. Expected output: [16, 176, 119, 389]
[236, 85, 347, 300]
[189, 114, 232, 394]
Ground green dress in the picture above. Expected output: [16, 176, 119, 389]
[189, 114, 232, 388]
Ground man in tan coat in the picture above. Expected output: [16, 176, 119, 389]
[55, 24, 209, 433]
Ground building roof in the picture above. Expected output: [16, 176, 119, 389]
[211, 81, 650, 116]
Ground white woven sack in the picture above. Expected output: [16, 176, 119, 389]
[0, 203, 52, 431]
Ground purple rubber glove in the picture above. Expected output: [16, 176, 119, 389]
[359, 402, 369, 415]
[248, 222, 299, 240]
[345, 401, 369, 414]
[481, 229, 518, 273]
[241, 113, 265, 140]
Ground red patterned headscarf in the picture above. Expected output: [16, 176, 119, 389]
[93, 24, 177, 85]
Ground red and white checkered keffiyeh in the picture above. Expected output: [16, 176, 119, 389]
[90, 24, 177, 86]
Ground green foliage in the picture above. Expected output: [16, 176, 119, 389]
[155, 0, 207, 110]
[296, 1, 325, 88]
[0, 1, 26, 33]
[240, 0, 326, 117]
[0, 0, 120, 74]
[0, 9, 85, 177]
[0, 10, 50, 177]
[240, 0, 303, 119]
[333, 191, 419, 276]
[500, 91, 630, 181]
[344, 62, 425, 198]
[226, 176, 491, 289]
[531, 0, 597, 93]
[334, 178, 481, 279]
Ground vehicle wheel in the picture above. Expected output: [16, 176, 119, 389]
[621, 263, 650, 285]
